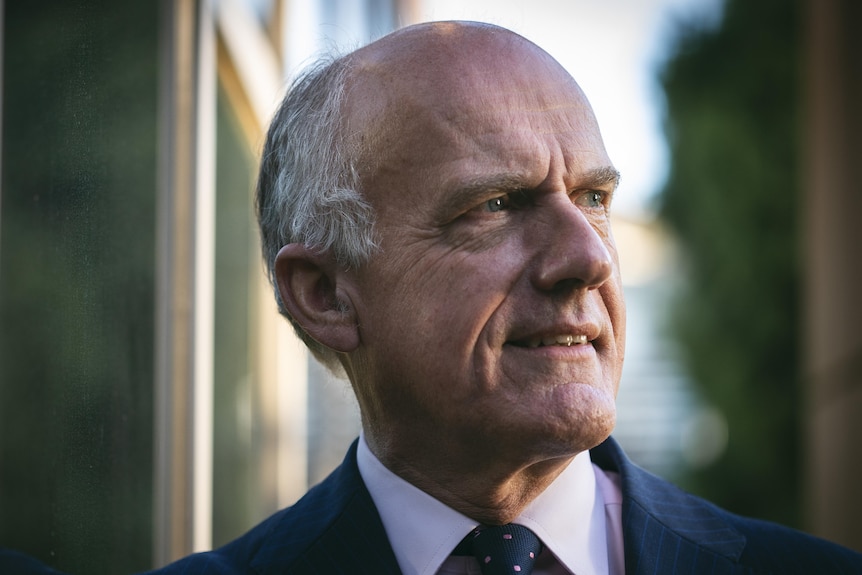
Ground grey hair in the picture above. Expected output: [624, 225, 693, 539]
[256, 53, 378, 373]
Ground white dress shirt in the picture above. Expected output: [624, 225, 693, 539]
[357, 435, 625, 575]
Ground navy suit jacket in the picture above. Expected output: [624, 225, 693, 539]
[141, 436, 862, 574]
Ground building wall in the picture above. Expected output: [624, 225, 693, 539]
[804, 0, 862, 552]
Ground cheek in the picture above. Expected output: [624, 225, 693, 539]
[383, 256, 520, 370]
[598, 280, 626, 388]
[400, 242, 520, 307]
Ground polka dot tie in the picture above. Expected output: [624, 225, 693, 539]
[460, 524, 542, 575]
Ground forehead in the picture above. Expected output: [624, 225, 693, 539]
[345, 24, 611, 210]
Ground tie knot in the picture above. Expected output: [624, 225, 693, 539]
[459, 524, 542, 575]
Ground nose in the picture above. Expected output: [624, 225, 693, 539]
[531, 198, 614, 292]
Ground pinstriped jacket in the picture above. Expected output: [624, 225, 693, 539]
[145, 437, 862, 574]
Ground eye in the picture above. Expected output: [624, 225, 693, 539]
[485, 196, 510, 212]
[575, 190, 607, 209]
[483, 191, 529, 213]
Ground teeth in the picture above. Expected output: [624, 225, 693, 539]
[524, 334, 588, 348]
[545, 335, 571, 346]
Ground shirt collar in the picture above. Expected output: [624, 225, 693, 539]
[357, 434, 609, 575]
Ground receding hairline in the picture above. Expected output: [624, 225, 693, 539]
[339, 21, 593, 179]
[349, 20, 534, 63]
[341, 21, 544, 107]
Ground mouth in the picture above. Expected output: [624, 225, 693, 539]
[511, 334, 590, 348]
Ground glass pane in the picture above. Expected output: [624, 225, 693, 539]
[0, 1, 158, 572]
[211, 83, 260, 546]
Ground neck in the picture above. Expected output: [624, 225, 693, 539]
[366, 433, 576, 525]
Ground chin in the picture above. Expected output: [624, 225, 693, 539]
[520, 411, 615, 464]
[555, 403, 617, 454]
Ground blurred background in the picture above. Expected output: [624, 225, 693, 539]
[1, 0, 860, 572]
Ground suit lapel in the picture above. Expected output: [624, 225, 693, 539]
[250, 441, 401, 575]
[591, 438, 748, 575]
[248, 436, 749, 574]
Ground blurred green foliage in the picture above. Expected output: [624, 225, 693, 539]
[659, 0, 801, 526]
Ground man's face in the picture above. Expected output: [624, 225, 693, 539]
[344, 24, 626, 470]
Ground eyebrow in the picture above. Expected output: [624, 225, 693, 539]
[436, 166, 621, 222]
[435, 174, 531, 222]
[582, 166, 622, 191]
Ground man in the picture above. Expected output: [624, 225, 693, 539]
[148, 21, 862, 575]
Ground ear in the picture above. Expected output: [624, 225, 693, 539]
[274, 244, 360, 353]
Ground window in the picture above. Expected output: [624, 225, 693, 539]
[0, 1, 399, 571]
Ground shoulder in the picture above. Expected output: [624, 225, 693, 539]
[141, 441, 373, 575]
[720, 508, 862, 573]
[591, 437, 862, 574]
[0, 549, 67, 575]
[137, 508, 289, 575]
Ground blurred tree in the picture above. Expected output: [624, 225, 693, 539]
[659, 0, 801, 526]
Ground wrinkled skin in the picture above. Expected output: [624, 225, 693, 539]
[281, 22, 626, 524]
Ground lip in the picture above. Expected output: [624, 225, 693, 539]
[503, 341, 597, 361]
[506, 322, 601, 350]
